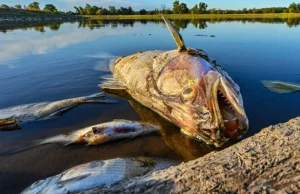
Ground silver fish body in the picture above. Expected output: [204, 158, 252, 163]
[0, 93, 112, 130]
[79, 119, 158, 145]
[21, 157, 178, 194]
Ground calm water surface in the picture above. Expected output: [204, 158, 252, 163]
[0, 18, 300, 193]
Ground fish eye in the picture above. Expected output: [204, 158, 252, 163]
[92, 127, 98, 134]
[181, 87, 197, 102]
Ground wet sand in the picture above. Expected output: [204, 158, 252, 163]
[0, 134, 179, 194]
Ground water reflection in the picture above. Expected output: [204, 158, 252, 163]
[0, 21, 71, 33]
[77, 17, 300, 30]
[103, 89, 217, 161]
[0, 22, 134, 64]
[1, 17, 299, 34]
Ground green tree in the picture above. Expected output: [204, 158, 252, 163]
[139, 9, 147, 15]
[179, 3, 189, 14]
[199, 2, 208, 14]
[242, 8, 248, 13]
[128, 6, 133, 15]
[96, 8, 103, 15]
[173, 0, 180, 14]
[28, 2, 40, 10]
[44, 4, 57, 12]
[210, 8, 217, 14]
[1, 4, 9, 8]
[191, 4, 199, 14]
[289, 2, 299, 13]
[79, 6, 85, 15]
[108, 6, 117, 14]
[14, 5, 22, 9]
[74, 6, 80, 14]
[85, 4, 92, 15]
[91, 6, 98, 15]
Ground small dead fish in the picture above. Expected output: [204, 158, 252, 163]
[22, 157, 177, 194]
[0, 93, 114, 130]
[0, 120, 157, 156]
[262, 80, 300, 93]
[74, 119, 158, 146]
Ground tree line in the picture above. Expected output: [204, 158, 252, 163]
[72, 1, 300, 15]
[1, 2, 59, 13]
[1, 1, 300, 15]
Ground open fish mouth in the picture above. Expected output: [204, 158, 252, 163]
[213, 77, 248, 142]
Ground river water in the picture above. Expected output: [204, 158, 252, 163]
[0, 18, 300, 193]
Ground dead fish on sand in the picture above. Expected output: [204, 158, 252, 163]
[100, 14, 248, 147]
[262, 80, 300, 93]
[22, 157, 178, 194]
[0, 120, 157, 155]
[0, 93, 114, 131]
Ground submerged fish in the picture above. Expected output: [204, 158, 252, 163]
[0, 93, 114, 131]
[22, 157, 177, 194]
[100, 15, 249, 147]
[262, 80, 300, 93]
[0, 120, 157, 155]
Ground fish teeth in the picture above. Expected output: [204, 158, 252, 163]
[224, 118, 237, 123]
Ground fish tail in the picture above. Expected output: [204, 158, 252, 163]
[0, 133, 79, 156]
[84, 93, 116, 103]
[86, 92, 106, 99]
[0, 140, 46, 156]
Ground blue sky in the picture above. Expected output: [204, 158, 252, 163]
[1, 0, 296, 12]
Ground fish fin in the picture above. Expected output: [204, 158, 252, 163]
[262, 80, 300, 93]
[100, 74, 114, 79]
[85, 92, 106, 99]
[161, 13, 187, 52]
[99, 78, 128, 90]
[84, 92, 117, 103]
[42, 105, 79, 120]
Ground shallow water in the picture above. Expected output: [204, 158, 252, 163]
[0, 18, 300, 193]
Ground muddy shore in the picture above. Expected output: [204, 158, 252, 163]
[79, 117, 300, 194]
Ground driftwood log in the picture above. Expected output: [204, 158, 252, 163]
[79, 117, 300, 194]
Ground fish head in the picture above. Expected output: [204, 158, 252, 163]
[78, 126, 108, 145]
[156, 50, 248, 147]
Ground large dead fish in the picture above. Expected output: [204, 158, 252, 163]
[100, 15, 249, 147]
[21, 157, 178, 194]
[0, 93, 114, 130]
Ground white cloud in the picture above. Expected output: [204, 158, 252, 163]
[0, 25, 134, 64]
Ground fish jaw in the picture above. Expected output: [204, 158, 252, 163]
[187, 70, 248, 146]
[160, 70, 248, 147]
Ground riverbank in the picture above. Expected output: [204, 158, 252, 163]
[80, 116, 300, 193]
[85, 13, 300, 20]
[0, 8, 81, 22]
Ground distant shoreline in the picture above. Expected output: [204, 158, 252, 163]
[0, 8, 82, 22]
[0, 16, 82, 22]
[85, 13, 300, 20]
[1, 12, 300, 23]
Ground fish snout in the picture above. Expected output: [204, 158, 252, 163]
[195, 71, 249, 146]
